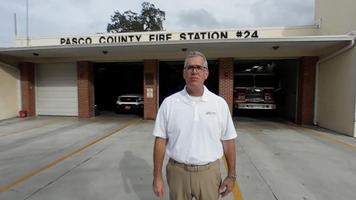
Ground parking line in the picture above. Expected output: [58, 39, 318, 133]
[223, 158, 244, 200]
[280, 120, 356, 151]
[0, 116, 115, 138]
[0, 118, 60, 138]
[298, 126, 356, 151]
[0, 118, 141, 192]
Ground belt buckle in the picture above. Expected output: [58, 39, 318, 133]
[192, 164, 197, 172]
[184, 164, 191, 171]
[183, 163, 196, 172]
[192, 164, 199, 172]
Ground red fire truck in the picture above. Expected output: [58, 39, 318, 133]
[234, 65, 280, 110]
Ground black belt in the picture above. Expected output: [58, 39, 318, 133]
[169, 158, 218, 172]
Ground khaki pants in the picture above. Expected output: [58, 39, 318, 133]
[166, 159, 222, 200]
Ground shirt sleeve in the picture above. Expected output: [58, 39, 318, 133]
[152, 99, 168, 138]
[221, 99, 238, 140]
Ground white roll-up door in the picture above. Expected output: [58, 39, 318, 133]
[36, 63, 78, 116]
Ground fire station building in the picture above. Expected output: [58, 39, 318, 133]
[1, 0, 356, 137]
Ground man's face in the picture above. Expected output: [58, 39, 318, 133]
[183, 56, 209, 88]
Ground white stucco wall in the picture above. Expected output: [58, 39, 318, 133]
[315, 0, 356, 137]
[0, 64, 20, 121]
[315, 0, 356, 35]
[317, 48, 355, 136]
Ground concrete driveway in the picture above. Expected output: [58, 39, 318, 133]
[236, 117, 356, 200]
[0, 115, 355, 200]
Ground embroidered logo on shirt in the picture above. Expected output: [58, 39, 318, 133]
[206, 111, 216, 115]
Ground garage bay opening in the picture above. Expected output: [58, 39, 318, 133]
[94, 62, 143, 116]
[234, 59, 298, 122]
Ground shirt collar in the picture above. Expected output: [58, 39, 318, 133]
[181, 85, 209, 103]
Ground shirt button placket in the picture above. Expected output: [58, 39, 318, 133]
[194, 104, 199, 121]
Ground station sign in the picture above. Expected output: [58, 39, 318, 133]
[59, 30, 259, 45]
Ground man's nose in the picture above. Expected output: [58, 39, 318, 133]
[191, 68, 199, 73]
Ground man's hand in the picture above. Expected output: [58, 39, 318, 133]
[153, 176, 165, 198]
[221, 139, 236, 197]
[219, 176, 235, 197]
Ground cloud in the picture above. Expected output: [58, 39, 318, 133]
[177, 9, 220, 29]
[175, 8, 254, 30]
[167, 0, 314, 30]
[251, 0, 315, 26]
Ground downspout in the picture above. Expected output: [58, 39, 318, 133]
[0, 61, 22, 112]
[313, 33, 356, 125]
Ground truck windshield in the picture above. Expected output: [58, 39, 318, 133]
[236, 75, 254, 87]
[255, 75, 276, 87]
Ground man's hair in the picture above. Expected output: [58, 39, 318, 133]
[184, 51, 208, 69]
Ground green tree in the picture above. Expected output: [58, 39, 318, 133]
[107, 2, 165, 33]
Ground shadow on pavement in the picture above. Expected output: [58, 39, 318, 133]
[119, 151, 157, 200]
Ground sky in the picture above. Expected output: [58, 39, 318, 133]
[0, 0, 315, 47]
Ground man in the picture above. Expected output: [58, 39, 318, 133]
[152, 51, 237, 200]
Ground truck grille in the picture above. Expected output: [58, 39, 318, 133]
[246, 90, 264, 102]
[120, 97, 138, 102]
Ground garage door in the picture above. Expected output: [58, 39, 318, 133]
[36, 63, 78, 116]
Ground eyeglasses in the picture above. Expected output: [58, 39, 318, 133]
[184, 64, 208, 72]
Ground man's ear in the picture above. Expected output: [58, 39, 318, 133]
[203, 70, 209, 80]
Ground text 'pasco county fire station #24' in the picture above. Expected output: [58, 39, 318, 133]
[60, 30, 259, 45]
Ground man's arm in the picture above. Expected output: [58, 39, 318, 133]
[153, 137, 167, 198]
[219, 139, 236, 197]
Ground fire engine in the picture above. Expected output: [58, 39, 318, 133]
[234, 64, 280, 110]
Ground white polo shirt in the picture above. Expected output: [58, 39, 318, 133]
[153, 86, 237, 165]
